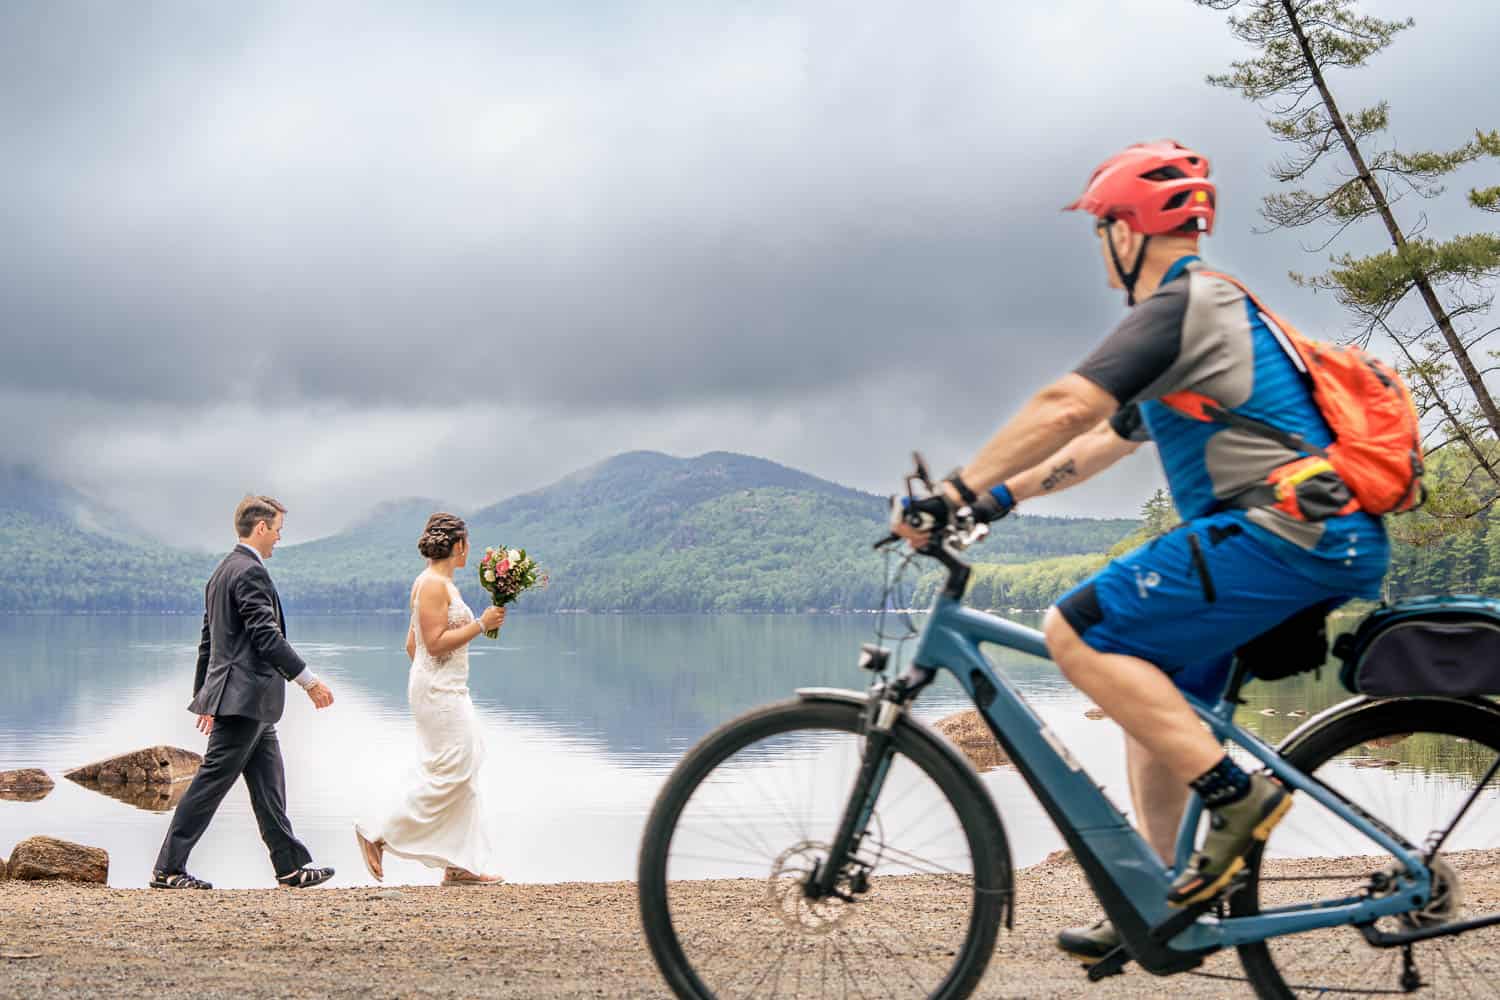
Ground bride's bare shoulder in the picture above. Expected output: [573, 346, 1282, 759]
[413, 572, 452, 605]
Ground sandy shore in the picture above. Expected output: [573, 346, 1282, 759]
[4, 851, 1499, 999]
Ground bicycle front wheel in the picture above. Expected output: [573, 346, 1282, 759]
[1234, 697, 1500, 998]
[638, 696, 1011, 1000]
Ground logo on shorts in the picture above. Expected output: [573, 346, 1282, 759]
[1134, 570, 1162, 599]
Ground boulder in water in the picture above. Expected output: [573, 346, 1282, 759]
[0, 769, 54, 802]
[76, 779, 191, 813]
[65, 746, 202, 786]
[932, 709, 1011, 772]
[6, 836, 109, 884]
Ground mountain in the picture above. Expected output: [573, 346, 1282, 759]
[0, 467, 216, 611]
[0, 453, 1139, 613]
[266, 451, 1137, 612]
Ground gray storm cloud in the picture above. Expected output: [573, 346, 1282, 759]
[1, 0, 1496, 545]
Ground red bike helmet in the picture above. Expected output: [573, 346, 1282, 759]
[1065, 140, 1216, 236]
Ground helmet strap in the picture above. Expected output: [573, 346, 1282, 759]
[1106, 230, 1151, 306]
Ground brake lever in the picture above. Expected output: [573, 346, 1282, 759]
[911, 451, 933, 492]
[952, 520, 989, 551]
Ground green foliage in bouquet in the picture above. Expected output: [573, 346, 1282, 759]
[477, 545, 548, 637]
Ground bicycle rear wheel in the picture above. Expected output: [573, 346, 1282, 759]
[638, 696, 1011, 1000]
[1234, 697, 1500, 998]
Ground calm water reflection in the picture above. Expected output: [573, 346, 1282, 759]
[0, 613, 1486, 888]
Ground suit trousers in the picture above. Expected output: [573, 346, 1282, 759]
[154, 714, 313, 877]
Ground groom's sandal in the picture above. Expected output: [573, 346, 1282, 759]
[277, 865, 336, 889]
[150, 870, 213, 890]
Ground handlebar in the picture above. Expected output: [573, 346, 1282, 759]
[874, 451, 988, 600]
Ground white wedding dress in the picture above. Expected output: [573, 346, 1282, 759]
[356, 571, 497, 876]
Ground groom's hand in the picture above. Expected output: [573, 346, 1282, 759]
[306, 680, 334, 709]
[196, 714, 214, 735]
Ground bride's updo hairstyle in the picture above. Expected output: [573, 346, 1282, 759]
[417, 512, 468, 560]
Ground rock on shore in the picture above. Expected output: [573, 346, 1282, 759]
[6, 836, 109, 884]
[0, 768, 54, 802]
[64, 746, 202, 786]
[932, 709, 1011, 772]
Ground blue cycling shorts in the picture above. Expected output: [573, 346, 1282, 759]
[1054, 511, 1382, 703]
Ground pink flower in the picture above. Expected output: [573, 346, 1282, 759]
[497, 559, 510, 575]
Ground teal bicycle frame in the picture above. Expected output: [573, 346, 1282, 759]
[908, 589, 1435, 973]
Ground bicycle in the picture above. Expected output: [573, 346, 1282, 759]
[638, 457, 1500, 998]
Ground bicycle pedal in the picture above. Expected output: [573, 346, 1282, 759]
[1085, 945, 1130, 981]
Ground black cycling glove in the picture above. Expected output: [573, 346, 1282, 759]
[893, 480, 1015, 533]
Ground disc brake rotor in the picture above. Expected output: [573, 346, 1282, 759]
[1377, 855, 1464, 929]
[766, 841, 850, 935]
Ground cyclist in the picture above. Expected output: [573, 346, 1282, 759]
[892, 140, 1389, 963]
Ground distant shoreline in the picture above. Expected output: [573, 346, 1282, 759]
[1, 605, 1374, 618]
[0, 607, 962, 617]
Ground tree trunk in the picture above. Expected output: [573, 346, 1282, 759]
[1281, 0, 1500, 439]
[1384, 324, 1500, 490]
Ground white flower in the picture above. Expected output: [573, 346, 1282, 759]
[483, 569, 495, 583]
[507, 548, 521, 564]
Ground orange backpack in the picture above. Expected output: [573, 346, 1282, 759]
[1160, 271, 1425, 522]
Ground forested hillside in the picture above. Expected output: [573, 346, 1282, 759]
[0, 454, 1136, 613]
[7, 452, 1491, 614]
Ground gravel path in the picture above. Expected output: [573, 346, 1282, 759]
[4, 851, 1498, 998]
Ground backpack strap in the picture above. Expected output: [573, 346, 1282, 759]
[1158, 269, 1327, 459]
[1159, 393, 1331, 460]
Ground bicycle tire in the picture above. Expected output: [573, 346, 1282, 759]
[638, 696, 1011, 1000]
[1233, 696, 1500, 999]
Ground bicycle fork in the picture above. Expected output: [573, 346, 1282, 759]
[808, 680, 916, 900]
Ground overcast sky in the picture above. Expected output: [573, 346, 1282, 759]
[2, 0, 1497, 547]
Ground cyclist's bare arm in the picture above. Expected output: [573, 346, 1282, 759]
[953, 374, 1118, 498]
[1005, 417, 1142, 503]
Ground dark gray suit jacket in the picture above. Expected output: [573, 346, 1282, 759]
[188, 546, 307, 724]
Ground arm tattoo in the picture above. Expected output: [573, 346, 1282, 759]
[1040, 459, 1078, 493]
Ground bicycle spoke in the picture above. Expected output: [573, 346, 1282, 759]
[1238, 702, 1500, 999]
[645, 700, 998, 999]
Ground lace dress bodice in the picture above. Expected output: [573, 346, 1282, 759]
[411, 571, 475, 677]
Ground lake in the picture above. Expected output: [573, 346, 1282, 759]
[0, 612, 1485, 889]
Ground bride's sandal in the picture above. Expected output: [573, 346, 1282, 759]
[442, 866, 504, 887]
[355, 829, 384, 882]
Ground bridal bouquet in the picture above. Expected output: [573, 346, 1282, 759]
[477, 546, 548, 638]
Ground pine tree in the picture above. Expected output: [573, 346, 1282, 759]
[1447, 527, 1484, 593]
[1196, 0, 1500, 531]
[1482, 520, 1500, 595]
[1107, 489, 1181, 557]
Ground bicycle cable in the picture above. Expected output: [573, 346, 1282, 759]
[873, 544, 922, 679]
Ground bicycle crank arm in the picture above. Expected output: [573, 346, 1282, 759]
[1084, 946, 1131, 982]
[1359, 909, 1500, 948]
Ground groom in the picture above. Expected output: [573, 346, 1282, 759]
[151, 495, 337, 889]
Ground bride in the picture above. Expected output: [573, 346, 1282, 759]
[355, 512, 506, 886]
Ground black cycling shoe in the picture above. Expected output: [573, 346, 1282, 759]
[150, 870, 213, 889]
[1057, 917, 1118, 964]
